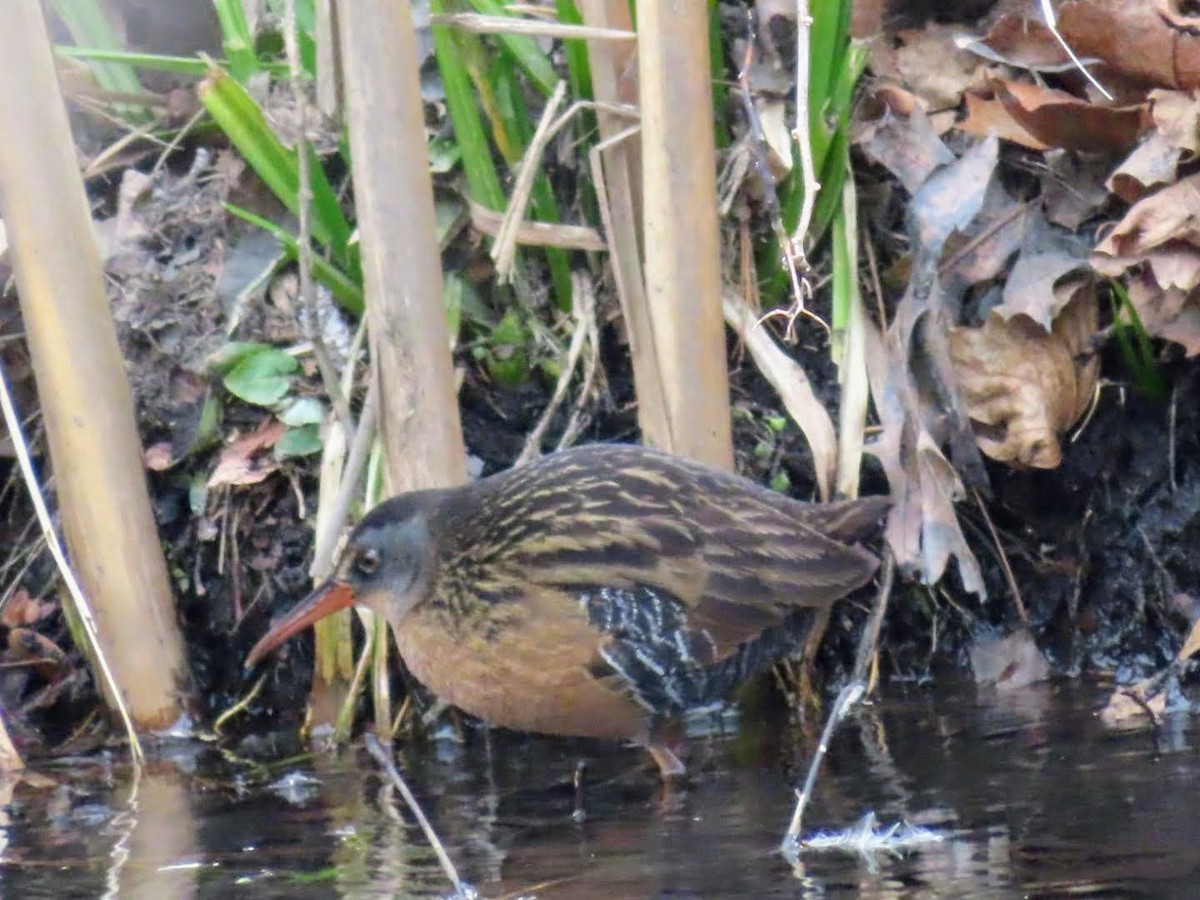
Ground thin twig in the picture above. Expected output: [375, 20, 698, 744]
[972, 489, 1028, 625]
[782, 550, 894, 856]
[493, 80, 569, 281]
[284, 0, 355, 438]
[789, 0, 819, 255]
[311, 369, 379, 579]
[555, 275, 602, 451]
[364, 732, 476, 899]
[738, 8, 822, 339]
[0, 358, 143, 764]
[516, 273, 596, 466]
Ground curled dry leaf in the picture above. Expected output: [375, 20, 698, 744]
[1108, 90, 1200, 202]
[1126, 274, 1200, 357]
[950, 286, 1100, 469]
[865, 322, 985, 597]
[959, 80, 1148, 153]
[970, 15, 1075, 73]
[207, 418, 286, 488]
[1092, 171, 1200, 291]
[723, 295, 836, 501]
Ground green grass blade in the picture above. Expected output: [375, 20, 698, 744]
[199, 66, 353, 268]
[430, 0, 506, 210]
[55, 46, 288, 77]
[464, 0, 559, 96]
[213, 0, 261, 81]
[555, 0, 593, 102]
[51, 0, 153, 123]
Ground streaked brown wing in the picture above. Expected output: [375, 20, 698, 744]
[434, 444, 883, 658]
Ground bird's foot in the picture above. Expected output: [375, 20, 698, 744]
[647, 741, 688, 780]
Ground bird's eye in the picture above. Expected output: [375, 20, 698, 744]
[355, 547, 381, 576]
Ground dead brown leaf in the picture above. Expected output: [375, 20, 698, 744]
[854, 88, 954, 193]
[1040, 151, 1112, 231]
[0, 589, 55, 629]
[1107, 90, 1200, 202]
[867, 23, 993, 111]
[1108, 132, 1181, 203]
[1092, 171, 1200, 291]
[973, 14, 1073, 73]
[865, 321, 985, 597]
[993, 216, 1091, 328]
[1059, 0, 1200, 92]
[1149, 88, 1200, 151]
[950, 289, 1100, 469]
[959, 80, 1147, 152]
[207, 418, 286, 488]
[1125, 274, 1200, 357]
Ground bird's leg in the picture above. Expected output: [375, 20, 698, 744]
[645, 716, 689, 780]
[647, 742, 687, 778]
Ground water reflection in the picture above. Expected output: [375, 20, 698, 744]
[1, 680, 1198, 897]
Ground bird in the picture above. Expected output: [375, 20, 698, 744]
[245, 443, 888, 776]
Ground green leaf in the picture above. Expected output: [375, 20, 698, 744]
[275, 424, 324, 458]
[766, 415, 788, 433]
[465, 0, 559, 96]
[428, 136, 462, 174]
[444, 271, 465, 346]
[430, 0, 506, 211]
[278, 396, 326, 426]
[487, 310, 529, 386]
[213, 0, 261, 82]
[224, 346, 298, 406]
[208, 341, 278, 374]
[770, 470, 792, 493]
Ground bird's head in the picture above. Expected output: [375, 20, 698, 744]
[244, 497, 438, 669]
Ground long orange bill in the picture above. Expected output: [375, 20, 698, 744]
[244, 581, 356, 669]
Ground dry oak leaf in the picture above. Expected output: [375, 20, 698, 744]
[1107, 90, 1200, 202]
[1126, 274, 1200, 357]
[1058, 0, 1200, 91]
[959, 80, 1147, 153]
[949, 292, 1099, 469]
[1092, 171, 1200, 291]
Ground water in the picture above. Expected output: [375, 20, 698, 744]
[2, 680, 1197, 898]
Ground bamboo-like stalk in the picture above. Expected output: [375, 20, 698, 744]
[578, 0, 673, 449]
[335, 3, 467, 490]
[0, 2, 190, 730]
[635, 0, 734, 469]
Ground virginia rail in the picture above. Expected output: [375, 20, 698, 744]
[246, 444, 888, 775]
